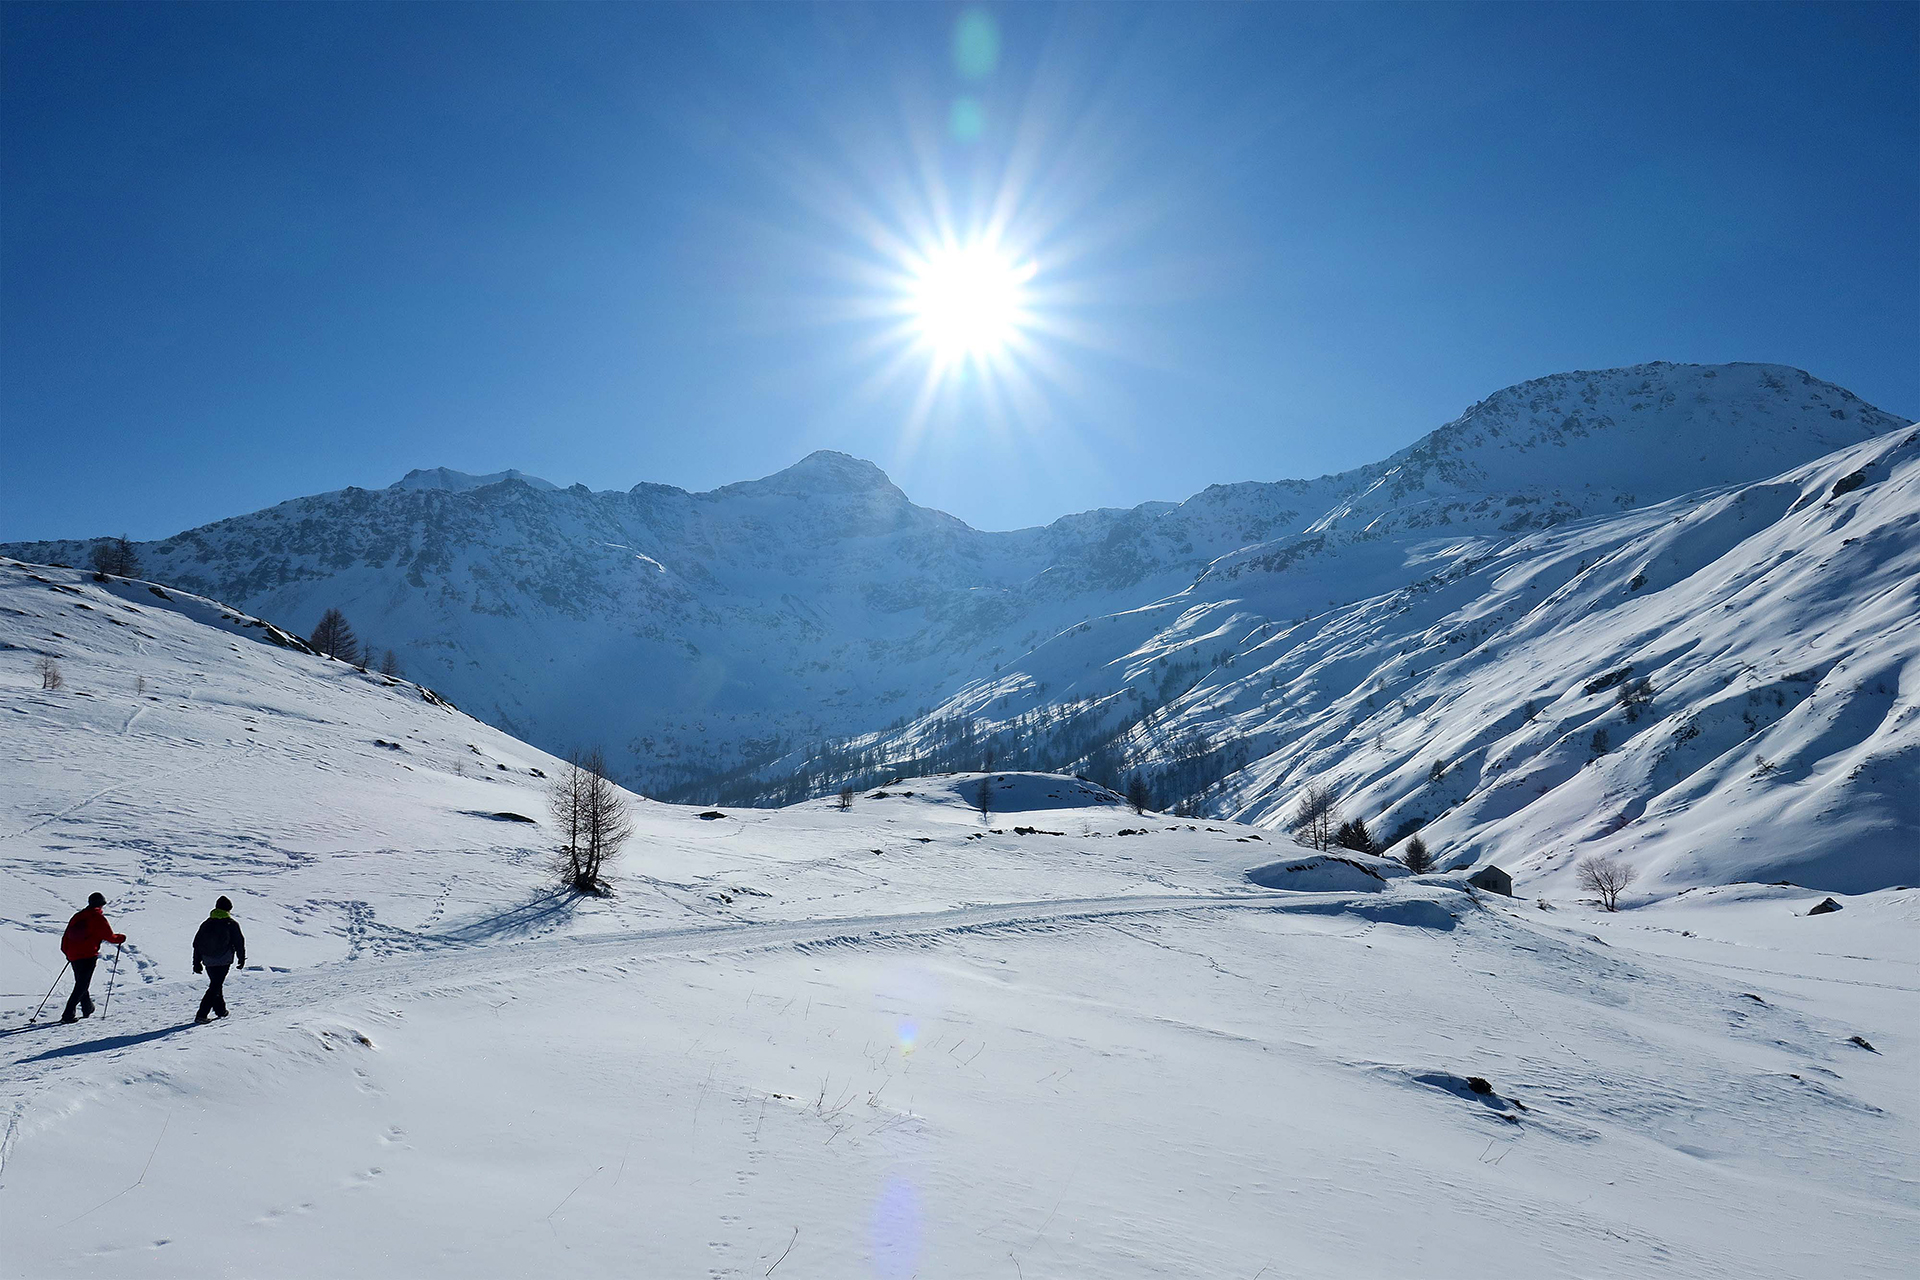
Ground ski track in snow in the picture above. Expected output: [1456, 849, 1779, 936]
[0, 750, 219, 848]
[5, 879, 1913, 1277]
[0, 889, 1310, 1077]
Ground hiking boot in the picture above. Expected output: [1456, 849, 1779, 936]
[60, 1013, 77, 1024]
[194, 1015, 211, 1025]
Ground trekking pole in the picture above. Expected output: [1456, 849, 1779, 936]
[27, 961, 70, 1025]
[101, 944, 123, 1019]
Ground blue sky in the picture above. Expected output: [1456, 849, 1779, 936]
[3, 1, 1915, 540]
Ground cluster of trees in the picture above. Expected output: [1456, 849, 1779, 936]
[1292, 783, 1434, 872]
[1288, 792, 1637, 904]
[1334, 817, 1376, 853]
[88, 536, 139, 579]
[1126, 730, 1248, 817]
[1616, 676, 1655, 724]
[691, 672, 1254, 815]
[548, 747, 631, 895]
[670, 643, 1265, 812]
[308, 608, 402, 676]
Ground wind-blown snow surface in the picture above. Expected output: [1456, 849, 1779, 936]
[2, 561, 1916, 1278]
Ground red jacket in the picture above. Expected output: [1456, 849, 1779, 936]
[61, 907, 125, 960]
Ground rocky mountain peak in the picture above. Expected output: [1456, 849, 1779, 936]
[391, 467, 559, 493]
[719, 450, 907, 502]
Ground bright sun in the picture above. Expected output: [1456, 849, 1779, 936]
[909, 242, 1035, 362]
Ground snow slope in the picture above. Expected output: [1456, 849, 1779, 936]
[1, 558, 1916, 1278]
[883, 419, 1920, 897]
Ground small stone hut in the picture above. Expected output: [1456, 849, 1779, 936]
[1467, 864, 1514, 897]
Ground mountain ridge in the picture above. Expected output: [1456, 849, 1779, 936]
[365, 362, 1906, 536]
[4, 360, 1912, 896]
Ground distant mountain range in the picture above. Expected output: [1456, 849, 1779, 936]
[8, 361, 1915, 892]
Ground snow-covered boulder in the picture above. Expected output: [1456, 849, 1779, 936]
[1245, 850, 1408, 892]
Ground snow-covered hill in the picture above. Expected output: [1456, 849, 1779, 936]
[3, 362, 1913, 899]
[876, 418, 1920, 896]
[0, 559, 1265, 974]
[2, 559, 1914, 1278]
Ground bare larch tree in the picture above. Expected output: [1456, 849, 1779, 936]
[308, 608, 360, 664]
[550, 747, 631, 895]
[1290, 783, 1339, 851]
[1576, 854, 1635, 911]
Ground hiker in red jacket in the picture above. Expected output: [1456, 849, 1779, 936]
[60, 892, 126, 1023]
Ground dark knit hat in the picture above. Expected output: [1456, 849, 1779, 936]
[215, 895, 233, 912]
[88, 892, 106, 907]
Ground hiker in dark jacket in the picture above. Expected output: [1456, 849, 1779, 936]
[60, 892, 127, 1023]
[191, 896, 247, 1023]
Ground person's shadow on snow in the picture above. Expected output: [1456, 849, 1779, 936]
[18, 1024, 197, 1062]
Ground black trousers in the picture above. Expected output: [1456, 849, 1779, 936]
[196, 963, 230, 1020]
[62, 956, 98, 1019]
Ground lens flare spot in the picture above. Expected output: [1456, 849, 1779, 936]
[953, 9, 1000, 82]
[870, 1175, 924, 1278]
[949, 95, 985, 142]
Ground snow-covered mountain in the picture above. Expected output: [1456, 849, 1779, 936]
[3, 556, 1914, 1277]
[869, 401, 1920, 897]
[4, 362, 1913, 897]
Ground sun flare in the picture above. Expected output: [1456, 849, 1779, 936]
[908, 243, 1035, 362]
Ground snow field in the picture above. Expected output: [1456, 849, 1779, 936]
[2, 559, 1916, 1277]
[4, 886, 1913, 1279]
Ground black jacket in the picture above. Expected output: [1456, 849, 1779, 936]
[193, 914, 246, 968]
